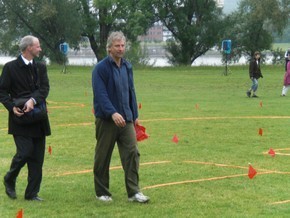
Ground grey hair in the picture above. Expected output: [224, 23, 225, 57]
[19, 35, 38, 52]
[106, 31, 126, 54]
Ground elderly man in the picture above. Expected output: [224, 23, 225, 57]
[0, 35, 50, 201]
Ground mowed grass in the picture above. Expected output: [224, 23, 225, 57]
[1, 64, 290, 217]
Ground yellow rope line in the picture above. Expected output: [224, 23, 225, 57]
[57, 161, 171, 176]
[270, 199, 290, 205]
[142, 171, 273, 190]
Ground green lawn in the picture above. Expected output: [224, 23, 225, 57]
[272, 43, 290, 51]
[1, 64, 290, 217]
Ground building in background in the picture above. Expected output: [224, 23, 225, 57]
[138, 0, 225, 42]
[215, 0, 224, 8]
[163, 27, 172, 42]
[138, 24, 163, 42]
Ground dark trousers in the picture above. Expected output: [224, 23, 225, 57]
[94, 118, 140, 198]
[4, 135, 45, 199]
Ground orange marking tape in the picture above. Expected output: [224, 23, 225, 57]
[142, 172, 273, 190]
[47, 100, 85, 108]
[184, 160, 249, 170]
[184, 160, 290, 175]
[48, 106, 71, 109]
[270, 199, 290, 205]
[141, 160, 290, 191]
[37, 116, 290, 128]
[262, 148, 290, 156]
[275, 148, 290, 151]
[57, 122, 93, 127]
[51, 116, 290, 128]
[140, 116, 290, 122]
[57, 161, 171, 176]
[268, 152, 290, 156]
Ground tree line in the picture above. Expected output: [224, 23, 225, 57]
[0, 0, 289, 66]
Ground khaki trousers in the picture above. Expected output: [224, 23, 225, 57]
[94, 118, 140, 197]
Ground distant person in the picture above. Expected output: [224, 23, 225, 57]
[0, 35, 51, 201]
[92, 31, 149, 203]
[246, 51, 263, 98]
[281, 52, 290, 96]
[284, 48, 290, 71]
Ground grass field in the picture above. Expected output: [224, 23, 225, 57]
[1, 64, 290, 217]
[273, 43, 290, 51]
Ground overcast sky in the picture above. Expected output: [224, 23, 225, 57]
[223, 0, 240, 14]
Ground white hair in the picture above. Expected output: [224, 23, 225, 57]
[106, 31, 126, 54]
[19, 35, 38, 52]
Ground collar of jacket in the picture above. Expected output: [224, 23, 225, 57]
[16, 55, 35, 68]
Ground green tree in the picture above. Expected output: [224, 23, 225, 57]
[0, 0, 155, 64]
[152, 0, 225, 66]
[273, 22, 290, 43]
[0, 0, 83, 64]
[225, 0, 290, 60]
[80, 0, 155, 61]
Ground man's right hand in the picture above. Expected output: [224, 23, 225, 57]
[13, 107, 24, 117]
[112, 113, 126, 127]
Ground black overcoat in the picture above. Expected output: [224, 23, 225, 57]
[0, 56, 51, 137]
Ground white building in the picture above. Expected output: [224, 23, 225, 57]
[139, 0, 225, 42]
[215, 0, 224, 8]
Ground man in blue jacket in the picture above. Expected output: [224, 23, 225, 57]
[92, 31, 149, 203]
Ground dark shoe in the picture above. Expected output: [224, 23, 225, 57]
[25, 196, 44, 201]
[252, 94, 259, 98]
[246, 91, 251, 97]
[3, 179, 17, 199]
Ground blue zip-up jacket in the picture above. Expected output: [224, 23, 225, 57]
[92, 56, 138, 121]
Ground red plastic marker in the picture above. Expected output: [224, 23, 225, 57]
[248, 164, 257, 179]
[16, 209, 23, 218]
[258, 128, 263, 136]
[268, 148, 275, 157]
[48, 146, 52, 155]
[172, 134, 179, 144]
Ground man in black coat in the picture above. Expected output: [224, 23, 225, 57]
[0, 35, 51, 201]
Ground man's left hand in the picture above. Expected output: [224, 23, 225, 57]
[23, 98, 35, 113]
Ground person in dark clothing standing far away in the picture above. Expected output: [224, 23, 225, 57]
[0, 35, 51, 201]
[92, 31, 149, 203]
[246, 51, 263, 98]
